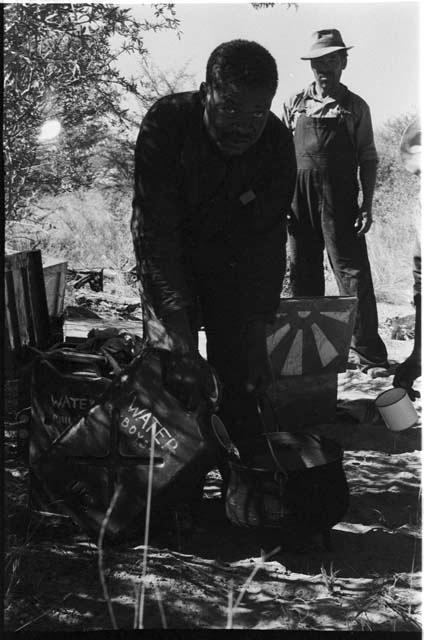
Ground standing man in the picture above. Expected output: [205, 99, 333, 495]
[132, 40, 296, 444]
[282, 29, 388, 372]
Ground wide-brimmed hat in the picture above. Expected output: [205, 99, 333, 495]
[301, 29, 353, 60]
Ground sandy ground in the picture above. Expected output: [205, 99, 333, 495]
[4, 302, 422, 632]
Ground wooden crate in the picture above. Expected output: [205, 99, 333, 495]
[266, 296, 357, 428]
[42, 257, 67, 318]
[4, 250, 50, 376]
[268, 372, 338, 429]
[4, 250, 54, 420]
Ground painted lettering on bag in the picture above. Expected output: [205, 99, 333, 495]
[50, 394, 94, 411]
[127, 396, 149, 420]
[120, 395, 179, 451]
[49, 413, 73, 426]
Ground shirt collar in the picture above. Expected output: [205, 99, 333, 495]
[306, 81, 348, 104]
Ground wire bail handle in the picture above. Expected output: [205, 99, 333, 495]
[255, 393, 288, 479]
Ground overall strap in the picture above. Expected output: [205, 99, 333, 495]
[289, 90, 308, 128]
[337, 90, 357, 158]
[292, 88, 356, 156]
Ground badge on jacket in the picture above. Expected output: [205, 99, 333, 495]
[239, 189, 256, 205]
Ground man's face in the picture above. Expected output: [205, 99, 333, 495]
[311, 52, 346, 95]
[201, 82, 274, 156]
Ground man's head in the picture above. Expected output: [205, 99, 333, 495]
[200, 40, 278, 156]
[311, 50, 348, 96]
[301, 29, 351, 96]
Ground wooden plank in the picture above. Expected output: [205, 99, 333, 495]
[20, 265, 36, 345]
[53, 272, 62, 316]
[5, 251, 32, 354]
[43, 260, 67, 317]
[56, 268, 67, 316]
[268, 372, 338, 429]
[45, 270, 61, 316]
[26, 251, 50, 349]
[5, 250, 50, 352]
[4, 270, 20, 351]
[11, 267, 30, 347]
[42, 256, 66, 269]
[5, 251, 32, 272]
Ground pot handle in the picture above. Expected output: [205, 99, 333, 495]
[255, 394, 287, 475]
[255, 393, 280, 434]
[211, 414, 241, 461]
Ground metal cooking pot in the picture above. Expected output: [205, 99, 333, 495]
[212, 398, 349, 534]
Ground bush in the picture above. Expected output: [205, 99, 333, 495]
[322, 113, 420, 305]
[370, 113, 420, 304]
[6, 189, 134, 270]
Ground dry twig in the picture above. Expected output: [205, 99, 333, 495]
[97, 483, 122, 630]
[134, 420, 157, 628]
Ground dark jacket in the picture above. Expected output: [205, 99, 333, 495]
[132, 91, 296, 324]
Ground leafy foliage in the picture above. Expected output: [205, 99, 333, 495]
[366, 113, 421, 302]
[7, 189, 134, 271]
[4, 3, 180, 220]
[375, 113, 419, 191]
[134, 58, 196, 115]
[97, 59, 196, 198]
[373, 113, 420, 225]
[320, 113, 420, 303]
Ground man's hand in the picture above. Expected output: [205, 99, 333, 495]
[393, 355, 421, 400]
[286, 210, 296, 234]
[354, 206, 373, 237]
[245, 320, 272, 393]
[163, 351, 217, 411]
[162, 309, 196, 355]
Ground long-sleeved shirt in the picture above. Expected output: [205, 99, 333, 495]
[132, 91, 297, 325]
[282, 82, 378, 165]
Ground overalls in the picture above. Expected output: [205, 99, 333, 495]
[289, 108, 388, 366]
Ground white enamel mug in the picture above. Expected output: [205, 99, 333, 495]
[375, 387, 419, 431]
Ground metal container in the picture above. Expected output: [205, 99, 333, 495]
[225, 432, 349, 534]
[375, 387, 419, 431]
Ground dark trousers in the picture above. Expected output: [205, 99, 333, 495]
[288, 174, 387, 364]
[190, 269, 275, 448]
[290, 114, 387, 366]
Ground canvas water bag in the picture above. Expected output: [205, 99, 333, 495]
[30, 346, 220, 540]
[30, 348, 113, 456]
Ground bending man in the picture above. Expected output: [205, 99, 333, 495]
[132, 40, 296, 444]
